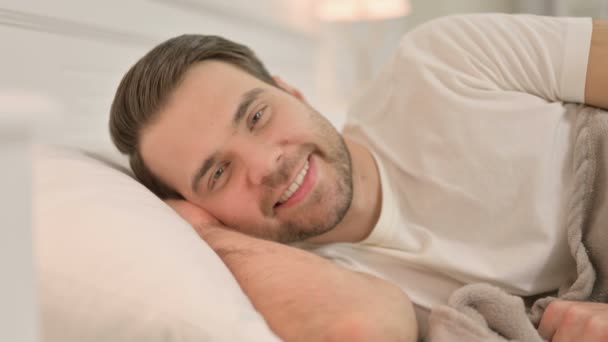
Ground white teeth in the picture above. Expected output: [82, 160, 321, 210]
[278, 160, 310, 204]
[288, 182, 299, 192]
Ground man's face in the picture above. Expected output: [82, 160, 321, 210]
[140, 61, 353, 243]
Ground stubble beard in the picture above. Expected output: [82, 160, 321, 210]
[274, 109, 354, 244]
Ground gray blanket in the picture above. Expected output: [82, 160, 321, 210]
[426, 105, 608, 341]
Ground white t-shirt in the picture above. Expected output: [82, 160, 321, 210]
[302, 13, 592, 326]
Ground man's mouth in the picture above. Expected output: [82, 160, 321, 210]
[274, 156, 315, 209]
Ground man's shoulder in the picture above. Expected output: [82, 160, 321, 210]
[401, 13, 516, 44]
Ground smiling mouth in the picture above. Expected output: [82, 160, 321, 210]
[274, 159, 310, 208]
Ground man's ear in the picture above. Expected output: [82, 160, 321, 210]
[273, 76, 309, 104]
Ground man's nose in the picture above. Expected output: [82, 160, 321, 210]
[240, 142, 283, 186]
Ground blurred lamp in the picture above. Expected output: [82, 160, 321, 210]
[317, 0, 411, 22]
[314, 0, 411, 120]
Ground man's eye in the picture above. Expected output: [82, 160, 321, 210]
[252, 111, 262, 124]
[249, 106, 267, 129]
[213, 166, 224, 180]
[210, 163, 229, 189]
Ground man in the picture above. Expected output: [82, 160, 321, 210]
[110, 13, 608, 341]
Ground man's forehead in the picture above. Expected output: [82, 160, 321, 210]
[164, 61, 260, 119]
[183, 60, 258, 92]
[161, 61, 257, 125]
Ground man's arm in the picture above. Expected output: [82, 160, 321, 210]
[585, 19, 608, 110]
[199, 225, 417, 342]
[165, 200, 418, 341]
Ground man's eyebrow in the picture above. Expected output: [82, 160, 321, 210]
[233, 87, 264, 127]
[191, 152, 218, 194]
[190, 88, 264, 194]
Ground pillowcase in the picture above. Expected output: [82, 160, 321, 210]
[33, 144, 279, 341]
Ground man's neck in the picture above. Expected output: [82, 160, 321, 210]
[306, 137, 382, 244]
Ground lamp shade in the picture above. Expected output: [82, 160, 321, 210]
[317, 0, 411, 21]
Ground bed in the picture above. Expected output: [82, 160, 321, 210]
[33, 144, 281, 341]
[1, 1, 320, 340]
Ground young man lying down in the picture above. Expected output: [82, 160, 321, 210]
[109, 14, 608, 341]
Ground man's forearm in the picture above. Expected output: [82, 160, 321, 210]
[199, 226, 418, 342]
[585, 19, 608, 110]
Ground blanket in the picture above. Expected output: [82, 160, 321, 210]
[426, 105, 608, 342]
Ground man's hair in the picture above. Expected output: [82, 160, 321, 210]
[109, 34, 276, 199]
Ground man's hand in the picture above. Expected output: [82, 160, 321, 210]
[165, 199, 220, 233]
[538, 300, 608, 341]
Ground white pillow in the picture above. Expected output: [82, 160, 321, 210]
[33, 145, 279, 342]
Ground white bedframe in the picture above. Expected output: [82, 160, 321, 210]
[1, 111, 40, 341]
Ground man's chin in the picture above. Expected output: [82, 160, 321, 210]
[273, 223, 335, 244]
[280, 196, 352, 244]
[300, 232, 329, 244]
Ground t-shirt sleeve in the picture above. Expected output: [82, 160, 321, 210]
[397, 13, 592, 103]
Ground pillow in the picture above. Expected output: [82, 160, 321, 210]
[33, 145, 279, 341]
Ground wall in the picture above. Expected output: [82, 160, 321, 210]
[516, 0, 608, 17]
[315, 0, 516, 127]
[0, 0, 320, 157]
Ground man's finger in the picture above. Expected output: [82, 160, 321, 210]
[538, 300, 575, 340]
[581, 313, 608, 342]
[552, 303, 588, 342]
[165, 199, 220, 226]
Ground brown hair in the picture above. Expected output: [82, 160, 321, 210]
[109, 34, 276, 199]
